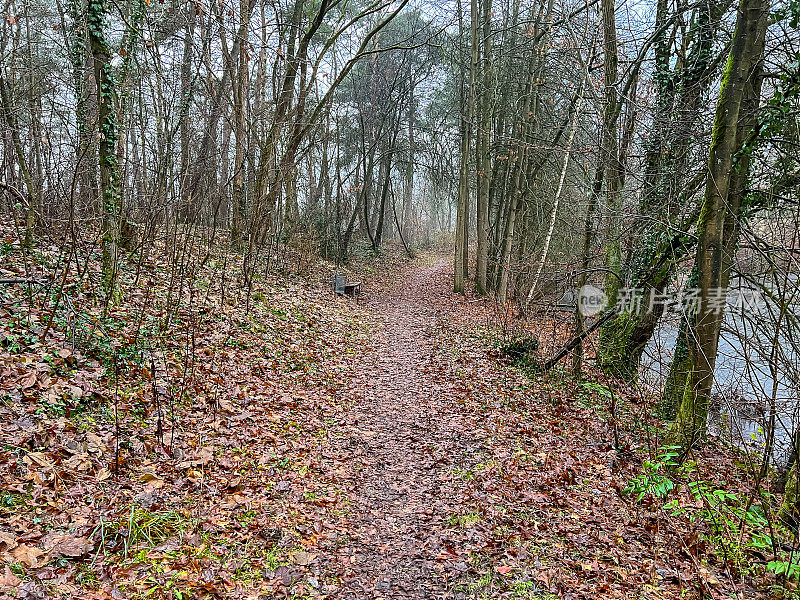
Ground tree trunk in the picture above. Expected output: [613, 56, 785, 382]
[526, 83, 585, 303]
[0, 75, 37, 246]
[403, 81, 414, 241]
[596, 0, 625, 371]
[187, 0, 255, 222]
[88, 0, 122, 305]
[669, 0, 768, 450]
[179, 3, 195, 218]
[455, 0, 477, 292]
[375, 147, 392, 249]
[68, 0, 98, 213]
[475, 0, 492, 295]
[231, 0, 250, 247]
[601, 0, 729, 378]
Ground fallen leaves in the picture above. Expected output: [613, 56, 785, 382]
[19, 371, 37, 390]
[0, 566, 20, 590]
[0, 246, 762, 600]
[292, 550, 315, 566]
[496, 565, 513, 574]
[7, 543, 44, 568]
[177, 447, 214, 470]
[138, 472, 165, 487]
[46, 533, 95, 559]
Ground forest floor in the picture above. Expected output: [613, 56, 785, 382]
[0, 239, 781, 599]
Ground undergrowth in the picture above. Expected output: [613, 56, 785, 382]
[625, 446, 798, 585]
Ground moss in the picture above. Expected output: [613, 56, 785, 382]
[661, 265, 699, 419]
[665, 367, 709, 453]
[705, 47, 736, 153]
[598, 312, 637, 379]
[781, 462, 800, 527]
[661, 349, 691, 420]
[660, 321, 691, 419]
[499, 336, 539, 361]
[89, 4, 123, 307]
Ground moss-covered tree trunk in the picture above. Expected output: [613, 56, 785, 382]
[88, 0, 122, 305]
[660, 266, 698, 418]
[661, 316, 693, 418]
[596, 0, 628, 375]
[780, 424, 800, 523]
[597, 0, 728, 379]
[668, 0, 768, 450]
[782, 462, 799, 524]
[599, 0, 622, 308]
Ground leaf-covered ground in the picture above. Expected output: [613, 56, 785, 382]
[0, 240, 778, 599]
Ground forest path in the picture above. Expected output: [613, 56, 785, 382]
[321, 259, 477, 599]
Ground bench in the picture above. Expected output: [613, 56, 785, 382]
[332, 273, 361, 298]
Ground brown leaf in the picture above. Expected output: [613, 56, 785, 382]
[62, 453, 92, 471]
[23, 451, 52, 469]
[0, 566, 20, 590]
[496, 565, 513, 574]
[20, 371, 37, 390]
[138, 472, 164, 488]
[178, 447, 214, 469]
[0, 532, 17, 552]
[275, 565, 292, 586]
[698, 566, 720, 586]
[9, 544, 44, 567]
[49, 535, 94, 559]
[86, 432, 108, 454]
[293, 550, 315, 566]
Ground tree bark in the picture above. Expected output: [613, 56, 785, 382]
[669, 0, 769, 450]
[455, 0, 477, 292]
[0, 75, 37, 246]
[88, 0, 122, 305]
[231, 0, 251, 247]
[475, 0, 492, 295]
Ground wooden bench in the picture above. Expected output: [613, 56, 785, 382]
[332, 273, 361, 298]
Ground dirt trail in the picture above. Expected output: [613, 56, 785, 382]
[0, 245, 744, 600]
[298, 259, 679, 599]
[322, 259, 475, 599]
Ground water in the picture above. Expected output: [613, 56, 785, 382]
[640, 285, 800, 465]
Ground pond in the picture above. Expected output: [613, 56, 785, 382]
[640, 284, 800, 465]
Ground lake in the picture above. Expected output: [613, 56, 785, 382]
[640, 283, 800, 465]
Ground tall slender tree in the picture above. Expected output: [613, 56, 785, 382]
[669, 0, 769, 450]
